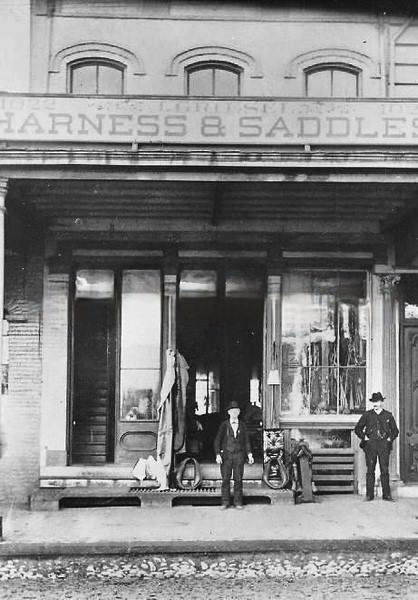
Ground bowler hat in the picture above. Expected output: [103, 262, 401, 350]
[369, 392, 385, 402]
[226, 400, 241, 411]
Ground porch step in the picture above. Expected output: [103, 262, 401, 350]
[312, 450, 355, 494]
[31, 480, 294, 510]
[131, 485, 293, 507]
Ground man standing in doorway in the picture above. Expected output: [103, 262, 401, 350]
[214, 400, 254, 510]
[354, 392, 399, 502]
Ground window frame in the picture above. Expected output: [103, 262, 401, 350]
[185, 61, 242, 97]
[304, 63, 361, 98]
[68, 59, 126, 95]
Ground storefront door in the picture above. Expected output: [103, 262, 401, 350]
[402, 325, 418, 483]
[70, 268, 161, 466]
[71, 296, 115, 465]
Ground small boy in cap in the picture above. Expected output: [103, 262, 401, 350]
[214, 400, 254, 509]
[354, 392, 399, 501]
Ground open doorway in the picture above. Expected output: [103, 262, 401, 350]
[177, 268, 264, 463]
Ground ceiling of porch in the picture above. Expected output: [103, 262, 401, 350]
[6, 178, 418, 264]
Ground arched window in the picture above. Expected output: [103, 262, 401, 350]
[305, 65, 360, 98]
[69, 60, 125, 94]
[186, 63, 241, 96]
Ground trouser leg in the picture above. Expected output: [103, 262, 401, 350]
[232, 453, 245, 506]
[365, 443, 378, 499]
[220, 455, 233, 506]
[377, 441, 391, 498]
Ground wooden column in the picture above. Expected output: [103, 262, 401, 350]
[378, 273, 401, 480]
[263, 274, 282, 429]
[0, 179, 8, 372]
[163, 272, 177, 361]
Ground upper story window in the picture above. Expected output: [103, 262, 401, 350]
[69, 60, 125, 95]
[305, 65, 360, 98]
[186, 62, 241, 96]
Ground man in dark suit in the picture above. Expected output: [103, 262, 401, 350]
[214, 400, 254, 510]
[354, 392, 399, 502]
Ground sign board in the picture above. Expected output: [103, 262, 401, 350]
[1, 95, 418, 145]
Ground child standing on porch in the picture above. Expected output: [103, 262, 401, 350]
[214, 400, 254, 510]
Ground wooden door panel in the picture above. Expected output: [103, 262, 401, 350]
[402, 327, 418, 482]
[72, 300, 114, 465]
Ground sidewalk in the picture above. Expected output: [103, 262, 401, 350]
[0, 495, 418, 557]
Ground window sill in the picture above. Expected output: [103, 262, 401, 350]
[280, 415, 360, 428]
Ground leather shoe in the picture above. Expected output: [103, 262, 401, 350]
[364, 496, 374, 501]
[383, 496, 395, 502]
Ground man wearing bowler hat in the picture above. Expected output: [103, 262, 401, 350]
[354, 392, 399, 501]
[214, 400, 254, 509]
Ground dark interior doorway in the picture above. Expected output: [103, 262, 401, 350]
[177, 293, 264, 462]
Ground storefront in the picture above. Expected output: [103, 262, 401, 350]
[0, 92, 416, 506]
[1, 0, 418, 506]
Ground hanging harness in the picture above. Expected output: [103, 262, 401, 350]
[174, 456, 202, 490]
[262, 454, 289, 489]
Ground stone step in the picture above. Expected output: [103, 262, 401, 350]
[31, 483, 294, 510]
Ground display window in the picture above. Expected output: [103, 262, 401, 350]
[281, 271, 368, 416]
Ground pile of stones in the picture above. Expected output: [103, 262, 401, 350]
[0, 552, 417, 581]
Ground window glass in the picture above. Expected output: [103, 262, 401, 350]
[215, 68, 240, 96]
[99, 64, 124, 94]
[195, 365, 220, 415]
[70, 62, 124, 94]
[120, 369, 160, 421]
[405, 303, 418, 319]
[225, 270, 263, 297]
[333, 68, 358, 97]
[187, 64, 240, 96]
[120, 270, 161, 421]
[306, 70, 331, 97]
[179, 270, 217, 297]
[281, 271, 368, 416]
[400, 275, 418, 319]
[290, 428, 351, 450]
[75, 269, 114, 299]
[71, 64, 97, 95]
[188, 68, 213, 96]
[306, 67, 359, 98]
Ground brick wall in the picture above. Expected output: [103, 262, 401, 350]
[0, 240, 44, 507]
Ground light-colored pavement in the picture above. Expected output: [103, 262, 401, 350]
[0, 495, 417, 557]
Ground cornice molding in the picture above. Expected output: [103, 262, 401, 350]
[1, 149, 418, 173]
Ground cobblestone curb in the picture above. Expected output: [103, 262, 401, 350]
[0, 552, 418, 581]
